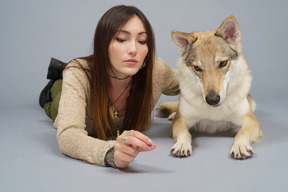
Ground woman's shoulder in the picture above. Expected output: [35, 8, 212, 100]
[153, 57, 166, 73]
[153, 56, 174, 76]
[63, 56, 92, 84]
[67, 55, 92, 70]
[154, 57, 166, 67]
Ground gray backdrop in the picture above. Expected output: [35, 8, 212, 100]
[1, 0, 287, 192]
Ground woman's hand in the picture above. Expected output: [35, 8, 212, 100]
[113, 130, 157, 168]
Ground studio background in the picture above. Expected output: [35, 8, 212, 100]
[1, 0, 287, 192]
[1, 0, 287, 107]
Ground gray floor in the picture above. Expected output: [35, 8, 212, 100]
[1, 100, 288, 192]
[1, 0, 288, 191]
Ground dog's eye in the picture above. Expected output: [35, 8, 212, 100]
[193, 66, 202, 72]
[219, 60, 228, 68]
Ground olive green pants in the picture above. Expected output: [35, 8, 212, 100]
[44, 80, 62, 120]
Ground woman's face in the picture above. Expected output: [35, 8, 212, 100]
[108, 15, 148, 79]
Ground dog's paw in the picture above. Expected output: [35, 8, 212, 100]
[170, 141, 192, 157]
[168, 112, 176, 121]
[230, 143, 254, 159]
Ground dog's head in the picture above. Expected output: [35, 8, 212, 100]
[172, 16, 247, 107]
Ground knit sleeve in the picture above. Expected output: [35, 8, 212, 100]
[155, 57, 179, 96]
[54, 59, 116, 166]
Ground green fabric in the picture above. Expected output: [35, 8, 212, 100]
[44, 80, 62, 120]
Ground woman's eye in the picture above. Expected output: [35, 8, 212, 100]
[116, 38, 125, 43]
[219, 60, 228, 68]
[138, 40, 147, 45]
[193, 66, 202, 72]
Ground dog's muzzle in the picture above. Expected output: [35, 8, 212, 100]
[205, 94, 220, 107]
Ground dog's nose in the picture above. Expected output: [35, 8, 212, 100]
[205, 94, 220, 106]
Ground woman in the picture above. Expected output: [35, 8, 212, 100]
[40, 5, 179, 168]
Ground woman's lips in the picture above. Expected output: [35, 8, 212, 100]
[125, 59, 138, 65]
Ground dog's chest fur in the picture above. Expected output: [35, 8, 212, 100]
[179, 94, 247, 133]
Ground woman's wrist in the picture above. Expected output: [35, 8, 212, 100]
[105, 147, 117, 168]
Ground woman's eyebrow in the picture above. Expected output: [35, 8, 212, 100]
[117, 30, 147, 36]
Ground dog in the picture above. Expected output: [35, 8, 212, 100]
[157, 16, 262, 159]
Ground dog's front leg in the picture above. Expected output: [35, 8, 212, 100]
[230, 109, 263, 159]
[170, 111, 193, 157]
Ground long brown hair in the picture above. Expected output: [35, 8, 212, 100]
[90, 5, 155, 140]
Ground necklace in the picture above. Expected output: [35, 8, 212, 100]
[110, 70, 131, 80]
[110, 83, 131, 107]
[110, 82, 131, 137]
[111, 100, 127, 137]
[111, 75, 131, 80]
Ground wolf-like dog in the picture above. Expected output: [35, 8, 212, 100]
[157, 16, 262, 159]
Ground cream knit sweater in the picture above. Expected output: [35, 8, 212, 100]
[54, 57, 179, 166]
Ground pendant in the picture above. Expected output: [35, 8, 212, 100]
[114, 110, 118, 118]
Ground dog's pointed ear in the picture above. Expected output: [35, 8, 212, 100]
[171, 31, 197, 52]
[215, 16, 241, 43]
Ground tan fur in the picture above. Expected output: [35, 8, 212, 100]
[158, 16, 262, 159]
[156, 101, 179, 118]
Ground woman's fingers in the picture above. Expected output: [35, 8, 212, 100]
[121, 130, 157, 151]
[123, 135, 156, 152]
[129, 130, 154, 146]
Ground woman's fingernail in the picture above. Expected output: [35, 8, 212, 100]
[147, 139, 152, 145]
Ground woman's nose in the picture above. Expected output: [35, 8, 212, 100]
[128, 41, 137, 56]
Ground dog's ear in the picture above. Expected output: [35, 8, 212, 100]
[215, 16, 241, 43]
[171, 31, 197, 52]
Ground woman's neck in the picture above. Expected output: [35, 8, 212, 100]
[110, 76, 132, 89]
